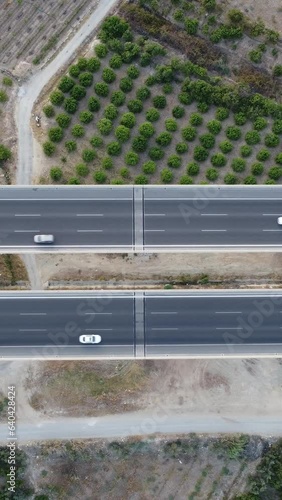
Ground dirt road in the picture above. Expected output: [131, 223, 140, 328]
[1, 412, 281, 443]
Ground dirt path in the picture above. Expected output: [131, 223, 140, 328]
[0, 412, 281, 443]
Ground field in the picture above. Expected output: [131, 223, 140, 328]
[0, 0, 100, 72]
[0, 255, 28, 286]
[35, 2, 282, 186]
[5, 435, 281, 499]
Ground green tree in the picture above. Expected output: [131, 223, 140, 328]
[153, 95, 167, 109]
[76, 163, 89, 177]
[71, 124, 85, 138]
[87, 57, 101, 72]
[231, 157, 246, 172]
[156, 132, 172, 147]
[65, 140, 77, 153]
[94, 170, 107, 183]
[125, 151, 139, 166]
[50, 167, 62, 181]
[211, 153, 227, 167]
[48, 127, 63, 143]
[70, 84, 86, 100]
[97, 118, 113, 135]
[142, 161, 156, 175]
[119, 77, 133, 93]
[58, 76, 75, 93]
[139, 122, 155, 138]
[88, 96, 100, 112]
[115, 125, 131, 142]
[43, 141, 56, 156]
[64, 97, 78, 114]
[161, 168, 173, 183]
[94, 82, 109, 97]
[0, 144, 11, 163]
[50, 90, 64, 106]
[172, 106, 185, 119]
[146, 108, 160, 122]
[95, 43, 108, 58]
[56, 113, 71, 128]
[43, 105, 55, 117]
[111, 91, 126, 107]
[107, 141, 122, 156]
[79, 111, 93, 124]
[206, 168, 218, 181]
[102, 68, 116, 84]
[134, 174, 148, 185]
[82, 149, 96, 163]
[120, 112, 136, 128]
[127, 99, 143, 113]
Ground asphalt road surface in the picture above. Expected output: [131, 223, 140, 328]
[1, 290, 282, 358]
[2, 186, 282, 252]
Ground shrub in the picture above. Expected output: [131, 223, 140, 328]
[189, 113, 203, 126]
[231, 157, 246, 172]
[50, 90, 64, 106]
[268, 166, 282, 180]
[102, 68, 116, 84]
[149, 147, 165, 161]
[153, 95, 167, 109]
[256, 149, 270, 161]
[71, 124, 85, 137]
[135, 175, 148, 185]
[65, 140, 77, 152]
[228, 9, 244, 23]
[265, 179, 276, 184]
[102, 157, 113, 170]
[203, 0, 216, 11]
[115, 125, 131, 142]
[179, 92, 193, 105]
[48, 127, 63, 143]
[111, 179, 124, 185]
[253, 117, 268, 130]
[87, 57, 101, 72]
[265, 133, 279, 147]
[234, 112, 247, 126]
[224, 173, 238, 184]
[145, 75, 157, 86]
[245, 130, 260, 145]
[251, 162, 264, 175]
[120, 112, 136, 128]
[136, 86, 151, 101]
[94, 170, 107, 183]
[167, 155, 182, 168]
[127, 65, 140, 79]
[187, 162, 199, 176]
[199, 133, 215, 149]
[216, 107, 229, 121]
[42, 141, 57, 158]
[132, 135, 148, 153]
[172, 106, 185, 119]
[95, 43, 108, 58]
[76, 163, 89, 176]
[275, 153, 282, 164]
[94, 82, 109, 97]
[90, 136, 103, 148]
[107, 141, 122, 156]
[82, 149, 96, 163]
[226, 126, 241, 140]
[185, 18, 199, 35]
[77, 57, 88, 70]
[180, 175, 193, 184]
[104, 104, 119, 121]
[50, 167, 62, 181]
[194, 146, 209, 162]
[156, 132, 172, 147]
[78, 72, 93, 87]
[163, 83, 173, 94]
[2, 76, 13, 86]
[206, 168, 218, 181]
[219, 140, 233, 153]
[161, 168, 173, 183]
[127, 99, 143, 113]
[68, 177, 80, 185]
[58, 76, 75, 93]
[146, 108, 160, 122]
[88, 96, 100, 112]
[43, 105, 55, 117]
[176, 142, 188, 154]
[143, 161, 156, 175]
[240, 145, 252, 157]
[206, 120, 222, 135]
[273, 65, 282, 77]
[109, 55, 123, 69]
[70, 84, 86, 100]
[79, 111, 93, 124]
[98, 118, 112, 135]
[55, 113, 71, 129]
[64, 97, 78, 114]
[111, 91, 126, 107]
[117, 167, 129, 180]
[272, 120, 282, 135]
[139, 122, 155, 138]
[182, 126, 197, 142]
[119, 77, 133, 93]
[165, 119, 178, 132]
[197, 102, 209, 113]
[125, 151, 139, 166]
[211, 153, 227, 167]
[249, 49, 263, 64]
[244, 175, 257, 184]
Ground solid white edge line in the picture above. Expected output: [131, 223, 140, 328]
[215, 312, 242, 314]
[216, 327, 243, 330]
[14, 230, 40, 233]
[14, 214, 41, 217]
[76, 214, 104, 217]
[20, 313, 46, 315]
[201, 214, 228, 216]
[201, 230, 227, 232]
[151, 312, 178, 315]
[77, 230, 103, 232]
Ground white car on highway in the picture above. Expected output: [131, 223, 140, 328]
[79, 334, 102, 344]
[34, 234, 54, 244]
[278, 217, 282, 225]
